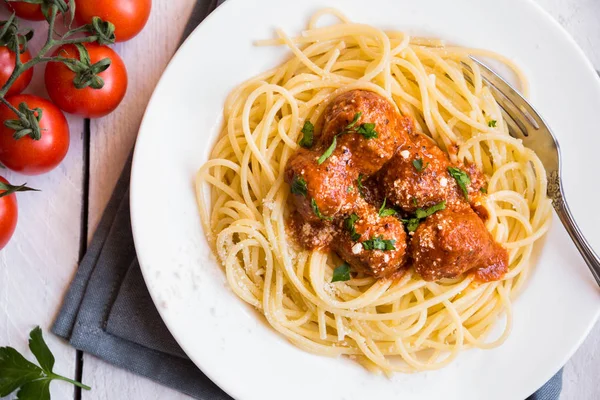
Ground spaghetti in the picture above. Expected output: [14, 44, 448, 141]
[195, 9, 552, 373]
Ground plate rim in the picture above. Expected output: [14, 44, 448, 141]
[130, 0, 600, 398]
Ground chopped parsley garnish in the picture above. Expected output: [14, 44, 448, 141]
[357, 123, 377, 139]
[344, 112, 378, 138]
[317, 135, 337, 164]
[488, 120, 497, 128]
[346, 112, 361, 130]
[317, 113, 378, 165]
[346, 186, 354, 193]
[448, 167, 471, 200]
[311, 198, 332, 221]
[480, 187, 487, 194]
[344, 213, 361, 241]
[290, 175, 307, 197]
[402, 201, 446, 232]
[378, 198, 397, 217]
[357, 174, 365, 197]
[299, 121, 314, 148]
[411, 197, 418, 207]
[332, 263, 351, 282]
[362, 235, 396, 251]
[412, 158, 428, 172]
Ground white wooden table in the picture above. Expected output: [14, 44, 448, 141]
[0, 1, 598, 399]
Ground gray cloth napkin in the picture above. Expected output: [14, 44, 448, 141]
[52, 0, 564, 398]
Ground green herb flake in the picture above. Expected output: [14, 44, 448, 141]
[488, 120, 497, 128]
[480, 187, 487, 194]
[362, 235, 396, 251]
[378, 198, 397, 217]
[311, 198, 332, 221]
[346, 112, 362, 130]
[346, 186, 354, 193]
[357, 122, 378, 139]
[299, 120, 314, 148]
[332, 263, 351, 282]
[290, 175, 307, 197]
[317, 136, 337, 165]
[448, 167, 471, 200]
[357, 174, 365, 197]
[402, 201, 446, 232]
[344, 213, 361, 241]
[412, 158, 429, 172]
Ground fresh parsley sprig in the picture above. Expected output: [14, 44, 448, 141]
[362, 236, 396, 251]
[448, 167, 471, 200]
[290, 175, 307, 197]
[402, 201, 446, 232]
[332, 263, 351, 282]
[317, 112, 378, 164]
[412, 158, 428, 172]
[299, 120, 314, 148]
[357, 174, 365, 197]
[344, 213, 361, 241]
[378, 198, 397, 217]
[311, 198, 332, 221]
[0, 327, 91, 399]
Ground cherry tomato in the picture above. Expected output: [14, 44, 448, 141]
[74, 0, 151, 42]
[3, 1, 45, 21]
[0, 176, 18, 250]
[44, 43, 128, 118]
[0, 95, 70, 175]
[0, 46, 33, 97]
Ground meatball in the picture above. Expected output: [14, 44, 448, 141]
[285, 146, 359, 223]
[378, 134, 464, 213]
[319, 90, 411, 175]
[333, 199, 407, 278]
[410, 207, 508, 281]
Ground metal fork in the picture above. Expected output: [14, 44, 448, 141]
[462, 57, 600, 286]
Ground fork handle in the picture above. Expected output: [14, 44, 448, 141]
[555, 192, 600, 286]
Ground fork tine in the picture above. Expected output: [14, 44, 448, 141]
[461, 62, 528, 139]
[469, 57, 542, 130]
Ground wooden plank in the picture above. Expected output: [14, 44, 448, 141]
[82, 1, 196, 399]
[0, 13, 84, 400]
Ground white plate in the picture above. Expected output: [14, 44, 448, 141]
[130, 0, 600, 399]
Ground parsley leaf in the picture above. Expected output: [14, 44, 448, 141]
[28, 327, 54, 373]
[415, 201, 446, 219]
[17, 379, 51, 400]
[378, 198, 397, 217]
[346, 112, 361, 130]
[299, 120, 314, 148]
[343, 112, 378, 139]
[357, 174, 365, 197]
[480, 187, 487, 194]
[311, 198, 332, 221]
[332, 263, 351, 282]
[362, 235, 396, 251]
[0, 347, 44, 397]
[0, 327, 91, 399]
[402, 201, 446, 232]
[317, 135, 337, 165]
[357, 123, 378, 139]
[346, 186, 354, 193]
[290, 175, 307, 197]
[488, 120, 497, 128]
[344, 213, 361, 241]
[448, 167, 471, 200]
[412, 158, 428, 172]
